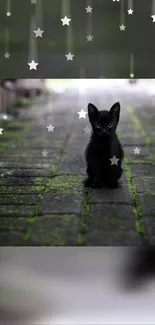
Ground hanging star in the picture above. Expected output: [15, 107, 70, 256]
[84, 126, 91, 135]
[113, 0, 120, 2]
[61, 16, 71, 26]
[4, 52, 10, 59]
[119, 24, 126, 31]
[133, 147, 141, 154]
[151, 15, 155, 22]
[6, 12, 11, 17]
[47, 124, 55, 132]
[86, 34, 94, 42]
[0, 128, 4, 135]
[34, 27, 44, 38]
[28, 60, 38, 70]
[42, 150, 48, 157]
[130, 73, 134, 78]
[85, 6, 93, 13]
[128, 9, 133, 14]
[30, 0, 37, 3]
[109, 155, 119, 166]
[77, 109, 87, 119]
[65, 52, 74, 61]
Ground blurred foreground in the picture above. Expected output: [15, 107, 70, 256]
[0, 247, 155, 325]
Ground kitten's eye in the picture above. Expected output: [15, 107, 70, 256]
[108, 123, 113, 128]
[96, 123, 101, 129]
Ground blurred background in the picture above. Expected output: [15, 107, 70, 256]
[0, 0, 155, 77]
[0, 247, 155, 325]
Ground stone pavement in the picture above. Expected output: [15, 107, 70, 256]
[0, 86, 155, 246]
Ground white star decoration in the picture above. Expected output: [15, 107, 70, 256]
[0, 128, 4, 135]
[109, 155, 119, 166]
[151, 15, 155, 22]
[42, 150, 48, 157]
[28, 60, 38, 70]
[34, 27, 44, 38]
[119, 24, 126, 31]
[30, 0, 37, 3]
[61, 16, 71, 26]
[86, 34, 94, 42]
[113, 0, 119, 2]
[4, 52, 10, 59]
[133, 147, 141, 154]
[84, 126, 91, 135]
[77, 109, 87, 119]
[6, 12, 11, 17]
[130, 73, 134, 78]
[47, 124, 55, 132]
[65, 52, 74, 61]
[128, 9, 133, 14]
[85, 6, 93, 13]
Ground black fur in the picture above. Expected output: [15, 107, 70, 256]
[83, 102, 124, 189]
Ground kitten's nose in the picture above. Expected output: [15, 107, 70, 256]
[102, 128, 106, 133]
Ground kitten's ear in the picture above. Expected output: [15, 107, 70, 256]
[109, 102, 120, 125]
[88, 103, 98, 122]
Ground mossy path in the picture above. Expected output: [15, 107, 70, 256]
[0, 89, 155, 245]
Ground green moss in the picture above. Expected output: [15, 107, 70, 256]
[123, 156, 146, 242]
[46, 175, 83, 194]
[27, 217, 36, 224]
[126, 106, 151, 146]
[22, 231, 31, 240]
[77, 234, 86, 245]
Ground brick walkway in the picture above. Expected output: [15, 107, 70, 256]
[0, 87, 155, 245]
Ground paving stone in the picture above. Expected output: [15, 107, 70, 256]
[89, 184, 131, 204]
[38, 192, 83, 215]
[0, 176, 47, 186]
[29, 214, 80, 245]
[138, 193, 155, 217]
[0, 232, 30, 246]
[57, 153, 86, 174]
[130, 164, 155, 193]
[0, 205, 35, 217]
[0, 168, 50, 177]
[0, 160, 52, 169]
[141, 216, 155, 245]
[87, 205, 142, 246]
[0, 186, 44, 194]
[0, 194, 39, 205]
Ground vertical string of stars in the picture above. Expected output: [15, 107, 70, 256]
[5, 0, 11, 58]
[61, 0, 74, 61]
[86, 0, 94, 42]
[127, 0, 134, 15]
[151, 0, 155, 22]
[28, 3, 39, 70]
[6, 0, 11, 17]
[4, 28, 10, 59]
[33, 0, 45, 128]
[119, 0, 126, 31]
[129, 53, 134, 78]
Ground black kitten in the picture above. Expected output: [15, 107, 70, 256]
[83, 102, 124, 189]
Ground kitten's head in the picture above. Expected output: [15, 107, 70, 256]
[88, 102, 120, 137]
